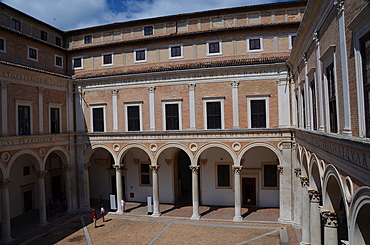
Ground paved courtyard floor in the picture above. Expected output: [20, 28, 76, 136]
[2, 203, 301, 245]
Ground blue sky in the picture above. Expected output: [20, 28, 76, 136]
[1, 0, 293, 30]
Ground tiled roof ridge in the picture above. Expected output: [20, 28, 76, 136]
[73, 56, 289, 79]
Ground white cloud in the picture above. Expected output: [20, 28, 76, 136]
[1, 0, 284, 30]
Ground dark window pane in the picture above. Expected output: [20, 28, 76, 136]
[207, 102, 221, 129]
[217, 165, 230, 187]
[103, 54, 112, 64]
[209, 42, 220, 53]
[327, 64, 337, 133]
[84, 35, 92, 44]
[165, 104, 179, 130]
[249, 39, 261, 50]
[311, 81, 317, 130]
[171, 46, 181, 57]
[361, 33, 370, 137]
[12, 19, 21, 31]
[50, 108, 60, 134]
[29, 48, 37, 59]
[264, 165, 277, 187]
[136, 50, 146, 61]
[128, 106, 140, 131]
[41, 31, 47, 41]
[56, 56, 62, 67]
[251, 100, 266, 128]
[55, 37, 62, 46]
[0, 39, 4, 51]
[74, 58, 82, 68]
[92, 107, 104, 132]
[18, 105, 30, 135]
[144, 26, 153, 35]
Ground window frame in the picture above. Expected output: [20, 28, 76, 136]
[262, 162, 279, 190]
[55, 36, 62, 46]
[49, 103, 62, 134]
[289, 33, 297, 49]
[207, 40, 222, 56]
[169, 44, 183, 59]
[139, 161, 152, 186]
[246, 94, 270, 128]
[54, 54, 63, 68]
[215, 163, 232, 189]
[72, 56, 84, 70]
[162, 99, 182, 130]
[102, 52, 114, 66]
[16, 100, 33, 136]
[27, 46, 38, 62]
[0, 37, 6, 53]
[90, 104, 106, 132]
[12, 19, 21, 31]
[134, 49, 147, 63]
[144, 26, 154, 36]
[202, 97, 225, 130]
[247, 37, 264, 52]
[84, 35, 93, 44]
[124, 102, 143, 132]
[40, 30, 48, 41]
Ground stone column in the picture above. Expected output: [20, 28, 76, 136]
[1, 179, 12, 242]
[188, 83, 196, 130]
[38, 87, 44, 134]
[321, 210, 338, 245]
[62, 165, 73, 214]
[75, 87, 85, 133]
[300, 176, 310, 245]
[278, 142, 293, 224]
[189, 165, 200, 220]
[308, 189, 321, 245]
[148, 87, 156, 131]
[232, 165, 243, 221]
[303, 54, 311, 130]
[150, 165, 160, 217]
[82, 163, 91, 211]
[66, 81, 74, 133]
[37, 171, 48, 225]
[231, 81, 240, 129]
[114, 164, 124, 213]
[293, 168, 302, 228]
[313, 31, 324, 132]
[112, 89, 119, 132]
[1, 81, 9, 136]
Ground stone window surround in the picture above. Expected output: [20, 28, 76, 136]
[90, 103, 107, 132]
[202, 96, 225, 130]
[124, 101, 143, 132]
[15, 99, 34, 136]
[72, 56, 84, 70]
[246, 94, 270, 128]
[0, 37, 6, 53]
[134, 48, 148, 63]
[247, 36, 264, 52]
[206, 40, 222, 56]
[54, 54, 63, 68]
[27, 46, 38, 62]
[48, 102, 62, 134]
[215, 162, 232, 189]
[161, 99, 183, 130]
[101, 52, 114, 66]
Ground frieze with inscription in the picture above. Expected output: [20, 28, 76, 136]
[0, 71, 67, 88]
[0, 136, 69, 147]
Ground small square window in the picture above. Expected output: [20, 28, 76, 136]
[249, 39, 260, 50]
[41, 30, 48, 41]
[28, 47, 38, 61]
[73, 57, 83, 69]
[0, 38, 5, 53]
[84, 35, 92, 44]
[208, 41, 221, 55]
[169, 45, 183, 59]
[23, 166, 30, 176]
[55, 36, 62, 46]
[102, 53, 113, 65]
[12, 19, 21, 31]
[135, 49, 147, 62]
[144, 26, 153, 35]
[55, 55, 63, 67]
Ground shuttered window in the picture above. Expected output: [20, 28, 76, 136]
[250, 100, 266, 128]
[92, 107, 104, 132]
[327, 64, 338, 133]
[217, 164, 230, 187]
[165, 104, 179, 130]
[50, 108, 60, 134]
[18, 105, 30, 135]
[361, 33, 370, 137]
[127, 106, 140, 131]
[207, 102, 221, 129]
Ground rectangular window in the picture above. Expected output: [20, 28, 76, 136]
[250, 100, 266, 128]
[0, 38, 5, 53]
[12, 19, 21, 31]
[23, 166, 30, 176]
[28, 47, 38, 61]
[144, 26, 153, 35]
[84, 35, 92, 44]
[102, 53, 113, 65]
[326, 64, 338, 133]
[165, 104, 179, 130]
[217, 164, 231, 188]
[18, 105, 31, 135]
[247, 37, 263, 52]
[92, 107, 104, 132]
[170, 45, 182, 58]
[207, 41, 222, 55]
[140, 163, 151, 185]
[55, 55, 63, 67]
[206, 101, 222, 129]
[135, 49, 147, 62]
[40, 30, 47, 41]
[289, 35, 297, 49]
[50, 108, 60, 134]
[73, 57, 83, 69]
[361, 33, 370, 138]
[127, 106, 140, 131]
[311, 80, 318, 130]
[55, 36, 62, 46]
[263, 164, 278, 188]
[301, 88, 306, 129]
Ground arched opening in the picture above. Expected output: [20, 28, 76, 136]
[353, 203, 370, 244]
[174, 150, 192, 205]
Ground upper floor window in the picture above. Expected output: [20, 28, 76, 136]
[12, 19, 21, 31]
[17, 104, 31, 135]
[125, 102, 142, 131]
[144, 26, 153, 35]
[40, 30, 48, 41]
[162, 100, 182, 130]
[169, 45, 183, 59]
[135, 49, 147, 63]
[55, 36, 62, 46]
[247, 95, 270, 128]
[91, 105, 106, 132]
[54, 55, 63, 68]
[310, 79, 318, 130]
[247, 37, 263, 52]
[102, 53, 113, 66]
[361, 33, 370, 137]
[84, 35, 92, 44]
[0, 38, 5, 53]
[72, 56, 83, 69]
[27, 47, 38, 61]
[50, 107, 60, 134]
[289, 34, 297, 49]
[203, 97, 224, 129]
[326, 64, 338, 133]
[207, 41, 222, 56]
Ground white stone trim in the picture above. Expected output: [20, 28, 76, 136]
[168, 44, 184, 59]
[162, 99, 182, 130]
[202, 97, 225, 129]
[101, 52, 114, 66]
[72, 56, 84, 70]
[246, 94, 270, 128]
[247, 36, 264, 52]
[54, 54, 63, 68]
[27, 46, 38, 62]
[206, 40, 222, 56]
[134, 48, 148, 63]
[15, 99, 34, 135]
[90, 104, 107, 132]
[124, 102, 143, 132]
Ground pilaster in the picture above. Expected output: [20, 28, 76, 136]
[188, 83, 196, 130]
[148, 87, 156, 131]
[1, 81, 9, 136]
[231, 81, 240, 129]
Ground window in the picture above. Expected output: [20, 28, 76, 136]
[247, 37, 263, 52]
[55, 36, 62, 46]
[247, 95, 270, 128]
[125, 103, 142, 131]
[326, 64, 338, 133]
[54, 55, 63, 68]
[28, 47, 38, 61]
[216, 164, 231, 188]
[301, 88, 306, 129]
[102, 53, 113, 66]
[91, 106, 105, 132]
[361, 33, 370, 137]
[144, 26, 153, 35]
[135, 49, 147, 63]
[203, 97, 224, 129]
[263, 164, 278, 188]
[139, 162, 151, 186]
[40, 30, 47, 41]
[310, 80, 318, 130]
[23, 166, 30, 176]
[84, 35, 92, 44]
[50, 107, 60, 134]
[12, 19, 21, 31]
[169, 45, 183, 59]
[18, 105, 31, 135]
[0, 38, 5, 53]
[289, 34, 297, 49]
[207, 41, 222, 55]
[72, 57, 83, 69]
[163, 101, 181, 130]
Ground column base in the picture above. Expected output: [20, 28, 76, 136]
[0, 237, 13, 244]
[278, 217, 293, 224]
[151, 212, 161, 217]
[191, 214, 201, 220]
[233, 216, 243, 222]
[40, 221, 48, 227]
[300, 242, 310, 245]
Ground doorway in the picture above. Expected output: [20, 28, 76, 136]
[23, 190, 33, 212]
[51, 175, 62, 201]
[175, 151, 192, 205]
[242, 178, 256, 206]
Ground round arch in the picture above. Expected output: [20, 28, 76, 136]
[348, 187, 370, 244]
[117, 143, 154, 165]
[84, 144, 117, 164]
[154, 143, 194, 164]
[42, 146, 70, 170]
[322, 165, 346, 211]
[237, 141, 283, 165]
[194, 142, 236, 165]
[309, 154, 323, 190]
[6, 149, 42, 176]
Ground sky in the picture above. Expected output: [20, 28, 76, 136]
[1, 0, 293, 31]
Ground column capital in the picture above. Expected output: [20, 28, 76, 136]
[300, 176, 309, 187]
[112, 89, 119, 95]
[232, 165, 243, 174]
[1, 81, 9, 88]
[189, 165, 199, 173]
[37, 170, 48, 179]
[321, 209, 338, 228]
[313, 30, 319, 45]
[231, 81, 240, 88]
[148, 86, 155, 93]
[308, 189, 321, 203]
[294, 168, 301, 177]
[302, 53, 307, 63]
[62, 164, 71, 171]
[113, 164, 124, 171]
[188, 83, 196, 91]
[150, 164, 160, 173]
[334, 0, 344, 13]
[83, 163, 91, 170]
[277, 165, 283, 174]
[0, 178, 12, 188]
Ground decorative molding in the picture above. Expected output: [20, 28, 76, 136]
[278, 141, 294, 150]
[277, 165, 283, 174]
[302, 53, 307, 63]
[232, 142, 241, 151]
[231, 81, 240, 88]
[148, 86, 155, 93]
[112, 89, 119, 95]
[189, 143, 198, 152]
[1, 81, 10, 88]
[334, 0, 344, 13]
[188, 83, 196, 91]
[0, 71, 67, 88]
[113, 164, 124, 171]
[0, 136, 70, 147]
[113, 143, 120, 152]
[321, 209, 338, 228]
[62, 164, 71, 171]
[189, 165, 199, 173]
[313, 30, 319, 45]
[150, 165, 160, 173]
[300, 176, 309, 187]
[308, 189, 321, 203]
[150, 144, 157, 152]
[0, 179, 12, 188]
[1, 152, 10, 162]
[83, 163, 91, 170]
[232, 165, 243, 174]
[39, 148, 46, 156]
[294, 168, 301, 177]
